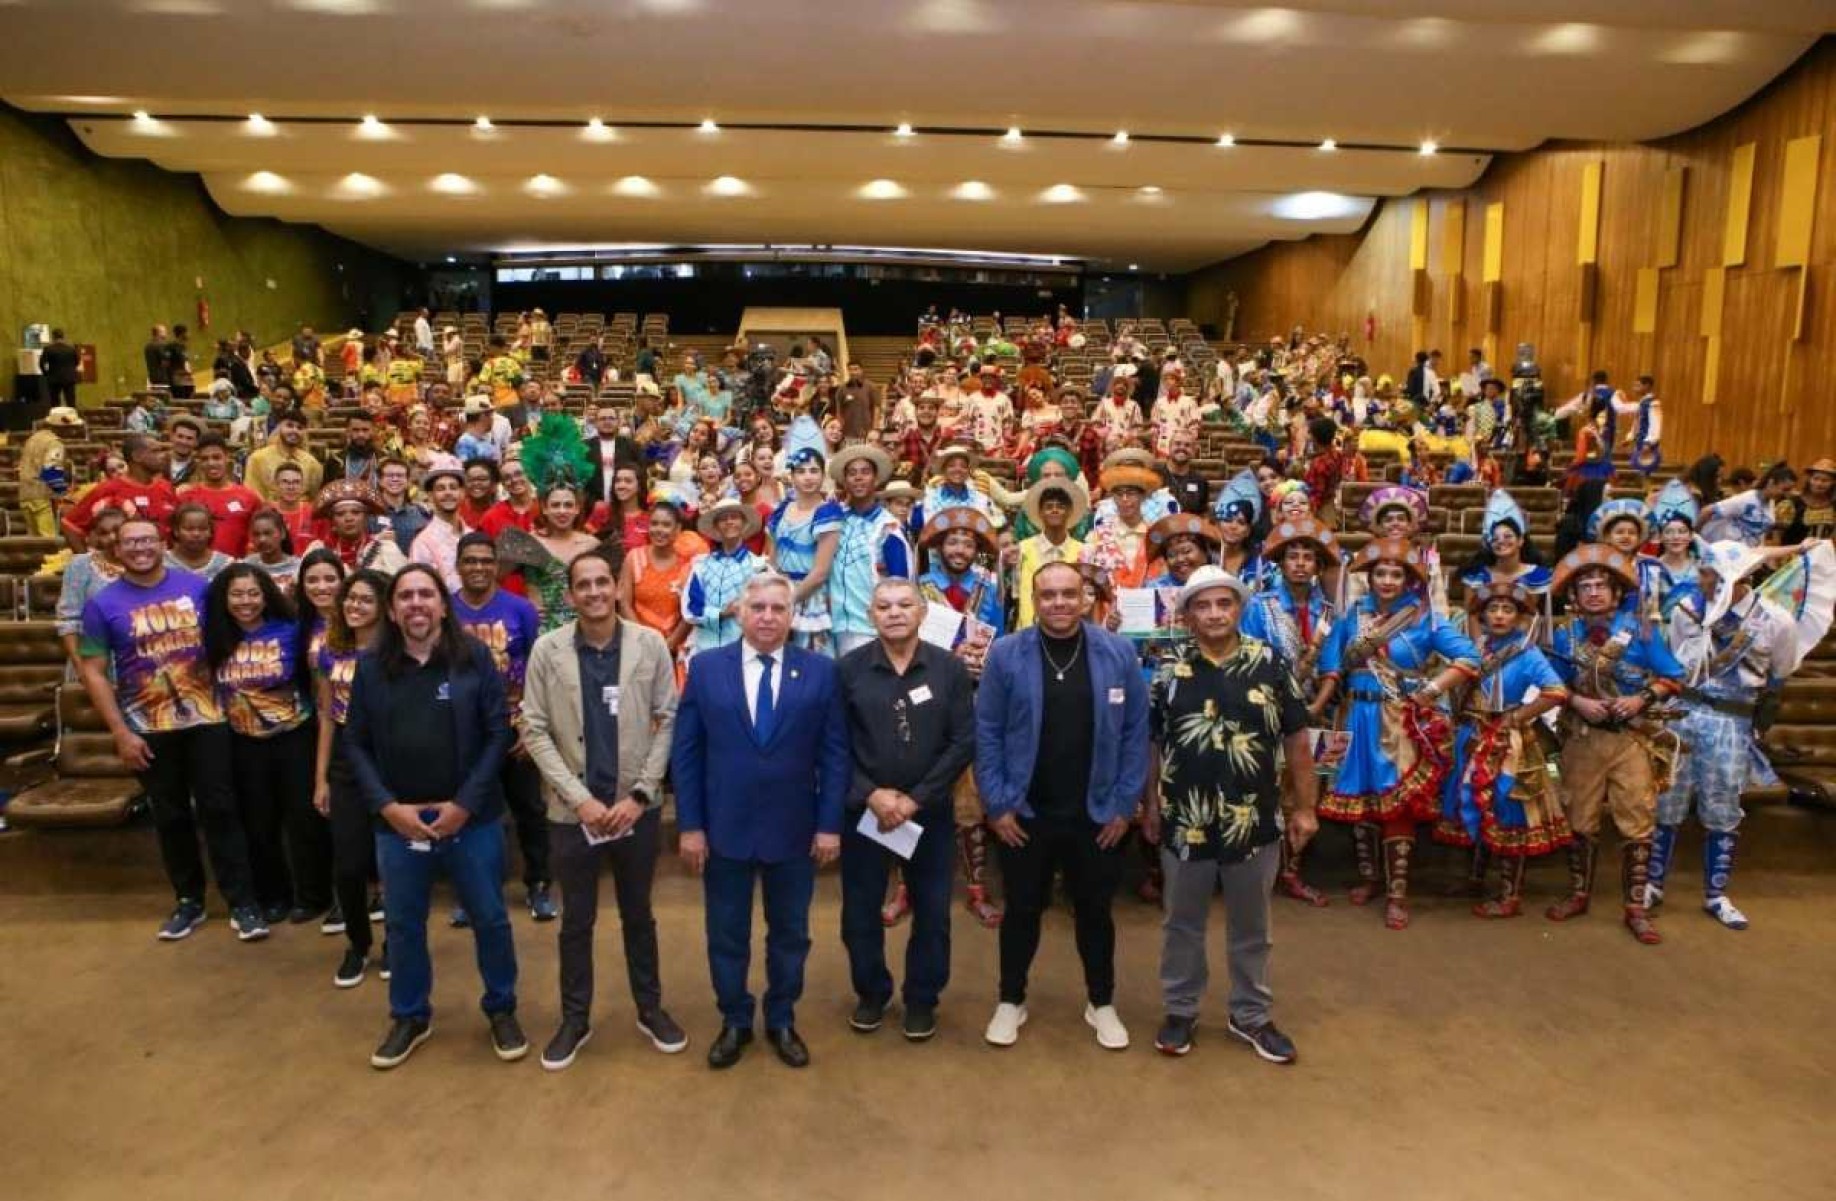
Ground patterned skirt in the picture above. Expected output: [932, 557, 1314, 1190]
[1321, 697, 1452, 825]
[1435, 717, 1571, 856]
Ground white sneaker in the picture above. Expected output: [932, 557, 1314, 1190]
[984, 1002, 1027, 1047]
[1704, 896, 1749, 930]
[1085, 1003, 1130, 1050]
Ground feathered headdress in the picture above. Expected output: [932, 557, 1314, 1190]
[519, 411, 593, 496]
[1480, 489, 1528, 543]
[1213, 469, 1263, 525]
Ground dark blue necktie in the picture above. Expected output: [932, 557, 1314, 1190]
[755, 653, 777, 741]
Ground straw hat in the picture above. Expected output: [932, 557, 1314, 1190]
[880, 480, 922, 504]
[1148, 512, 1222, 553]
[829, 442, 895, 487]
[1349, 537, 1429, 584]
[1549, 544, 1638, 597]
[1177, 565, 1249, 612]
[45, 406, 84, 429]
[1021, 477, 1090, 532]
[920, 506, 998, 554]
[696, 497, 763, 542]
[1099, 464, 1162, 495]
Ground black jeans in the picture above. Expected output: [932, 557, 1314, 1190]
[995, 816, 1124, 1006]
[504, 756, 550, 888]
[549, 809, 663, 1022]
[231, 722, 327, 912]
[326, 731, 375, 955]
[840, 806, 953, 1008]
[139, 724, 253, 910]
[48, 381, 76, 406]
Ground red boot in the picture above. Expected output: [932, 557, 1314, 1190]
[1382, 836, 1413, 930]
[880, 876, 910, 927]
[1276, 838, 1329, 907]
[1620, 840, 1662, 945]
[1473, 853, 1525, 919]
[957, 826, 1003, 928]
[1348, 823, 1382, 906]
[1544, 835, 1596, 922]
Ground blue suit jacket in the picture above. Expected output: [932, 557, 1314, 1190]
[973, 622, 1150, 824]
[671, 641, 851, 863]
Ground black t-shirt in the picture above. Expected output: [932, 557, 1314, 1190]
[384, 657, 462, 804]
[1162, 467, 1211, 515]
[144, 340, 170, 385]
[41, 342, 79, 384]
[1027, 630, 1095, 827]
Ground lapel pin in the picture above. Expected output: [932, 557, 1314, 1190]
[790, 669, 800, 679]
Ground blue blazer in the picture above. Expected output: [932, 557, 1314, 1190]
[973, 622, 1150, 824]
[344, 639, 512, 822]
[671, 641, 851, 864]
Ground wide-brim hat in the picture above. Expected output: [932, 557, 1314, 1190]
[383, 329, 399, 341]
[920, 506, 998, 554]
[1148, 512, 1222, 553]
[1549, 544, 1638, 597]
[1101, 446, 1157, 474]
[936, 443, 978, 467]
[44, 406, 84, 428]
[696, 498, 763, 541]
[1465, 580, 1538, 615]
[1358, 485, 1429, 532]
[462, 396, 493, 417]
[828, 442, 895, 487]
[1349, 536, 1428, 584]
[1022, 477, 1090, 531]
[345, 328, 363, 339]
[313, 479, 385, 518]
[1263, 515, 1341, 562]
[1177, 565, 1248, 612]
[1807, 458, 1836, 479]
[1099, 464, 1162, 495]
[1587, 496, 1649, 543]
[880, 480, 922, 503]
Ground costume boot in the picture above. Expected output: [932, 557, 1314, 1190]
[1382, 837, 1414, 930]
[1444, 844, 1491, 897]
[1647, 824, 1679, 908]
[1473, 853, 1526, 919]
[880, 869, 910, 927]
[1701, 829, 1749, 930]
[957, 825, 1002, 928]
[1276, 837, 1329, 907]
[1544, 834, 1596, 922]
[1620, 840, 1662, 945]
[1348, 823, 1382, 906]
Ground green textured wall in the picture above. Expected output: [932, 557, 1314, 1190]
[0, 104, 412, 404]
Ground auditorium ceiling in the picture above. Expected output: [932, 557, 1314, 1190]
[3, 0, 1825, 271]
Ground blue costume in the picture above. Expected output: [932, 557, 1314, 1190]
[1241, 581, 1334, 687]
[1436, 631, 1570, 856]
[916, 563, 1004, 641]
[767, 496, 846, 654]
[829, 503, 913, 648]
[682, 545, 768, 654]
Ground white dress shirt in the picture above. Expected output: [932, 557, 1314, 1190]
[741, 640, 785, 724]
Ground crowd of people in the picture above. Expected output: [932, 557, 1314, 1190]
[15, 304, 1836, 1074]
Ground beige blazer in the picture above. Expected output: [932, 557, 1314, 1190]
[521, 618, 678, 824]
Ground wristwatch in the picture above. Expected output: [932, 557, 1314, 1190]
[631, 787, 652, 807]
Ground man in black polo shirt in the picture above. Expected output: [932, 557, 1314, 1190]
[1160, 431, 1211, 516]
[1144, 566, 1317, 1064]
[837, 578, 975, 1041]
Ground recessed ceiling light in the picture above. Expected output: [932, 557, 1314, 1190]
[338, 172, 384, 198]
[859, 179, 908, 200]
[244, 171, 291, 194]
[952, 180, 994, 201]
[1139, 185, 1162, 195]
[445, 255, 457, 264]
[475, 116, 493, 131]
[1001, 126, 1023, 144]
[894, 123, 914, 138]
[1319, 138, 1337, 151]
[1419, 140, 1438, 156]
[246, 113, 274, 135]
[1128, 263, 1139, 271]
[361, 114, 380, 128]
[132, 109, 151, 121]
[1217, 133, 1236, 148]
[698, 118, 719, 133]
[587, 117, 605, 131]
[357, 114, 389, 138]
[1041, 184, 1084, 204]
[706, 175, 751, 197]
[612, 175, 662, 198]
[1271, 191, 1363, 220]
[429, 173, 477, 195]
[525, 173, 563, 196]
[1112, 131, 1129, 145]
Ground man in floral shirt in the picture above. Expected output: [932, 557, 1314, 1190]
[1144, 566, 1317, 1063]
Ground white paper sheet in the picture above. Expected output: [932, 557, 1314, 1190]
[1116, 587, 1160, 634]
[917, 605, 965, 651]
[856, 809, 924, 860]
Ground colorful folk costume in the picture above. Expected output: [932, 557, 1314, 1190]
[1084, 460, 1164, 592]
[681, 499, 769, 655]
[1544, 546, 1687, 944]
[1565, 389, 1618, 493]
[1642, 481, 1707, 621]
[827, 443, 914, 657]
[1458, 490, 1552, 596]
[1013, 476, 1089, 630]
[1315, 538, 1480, 929]
[1628, 392, 1662, 475]
[1241, 516, 1342, 906]
[913, 507, 1007, 928]
[1354, 484, 1447, 614]
[1651, 540, 1836, 929]
[1434, 583, 1571, 917]
[1211, 469, 1266, 586]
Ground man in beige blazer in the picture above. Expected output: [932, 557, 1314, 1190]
[520, 546, 684, 1071]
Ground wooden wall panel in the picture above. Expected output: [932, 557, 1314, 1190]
[1186, 39, 1836, 470]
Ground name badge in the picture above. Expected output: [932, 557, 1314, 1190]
[602, 685, 620, 716]
[909, 685, 933, 705]
[227, 501, 244, 513]
[1108, 687, 1126, 705]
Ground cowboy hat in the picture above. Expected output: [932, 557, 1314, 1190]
[829, 442, 895, 487]
[1464, 579, 1538, 615]
[1549, 544, 1638, 597]
[1099, 464, 1162, 495]
[312, 479, 385, 518]
[1148, 512, 1222, 553]
[1177, 565, 1249, 612]
[1358, 485, 1429, 532]
[696, 497, 763, 542]
[44, 406, 84, 428]
[935, 443, 978, 467]
[879, 480, 922, 504]
[1021, 477, 1090, 532]
[1263, 515, 1341, 562]
[920, 506, 998, 554]
[1101, 446, 1157, 473]
[1349, 537, 1429, 584]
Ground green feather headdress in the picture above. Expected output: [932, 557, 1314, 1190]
[519, 412, 593, 496]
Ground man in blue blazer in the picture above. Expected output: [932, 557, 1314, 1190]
[974, 560, 1150, 1052]
[673, 571, 850, 1069]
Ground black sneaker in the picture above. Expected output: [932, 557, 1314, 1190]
[156, 900, 206, 941]
[378, 939, 391, 980]
[368, 893, 384, 923]
[902, 1004, 937, 1042]
[320, 900, 347, 936]
[231, 906, 271, 942]
[849, 998, 887, 1034]
[527, 883, 558, 922]
[489, 1011, 529, 1062]
[262, 902, 290, 927]
[370, 1018, 432, 1070]
[541, 1018, 593, 1071]
[333, 949, 368, 989]
[1226, 1016, 1297, 1065]
[636, 1007, 689, 1054]
[287, 906, 321, 926]
[1155, 1014, 1196, 1057]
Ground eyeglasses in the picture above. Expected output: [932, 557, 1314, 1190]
[118, 536, 162, 549]
[891, 696, 912, 747]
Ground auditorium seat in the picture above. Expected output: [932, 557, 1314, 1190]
[3, 685, 144, 828]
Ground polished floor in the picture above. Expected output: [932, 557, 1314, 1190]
[5, 809, 1834, 1201]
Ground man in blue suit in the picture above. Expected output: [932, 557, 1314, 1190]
[974, 560, 1150, 1051]
[673, 571, 851, 1069]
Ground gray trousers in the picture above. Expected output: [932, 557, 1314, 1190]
[1159, 842, 1280, 1025]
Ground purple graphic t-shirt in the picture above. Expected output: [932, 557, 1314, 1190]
[453, 589, 540, 717]
[80, 569, 224, 733]
[316, 642, 363, 727]
[217, 617, 311, 737]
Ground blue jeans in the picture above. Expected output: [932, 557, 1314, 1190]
[703, 853, 814, 1030]
[375, 818, 518, 1022]
[840, 808, 953, 1008]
